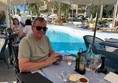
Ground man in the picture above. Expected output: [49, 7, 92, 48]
[18, 17, 60, 72]
[20, 19, 32, 37]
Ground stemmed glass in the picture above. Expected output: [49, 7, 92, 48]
[55, 64, 70, 83]
[89, 55, 102, 72]
[88, 55, 105, 83]
[64, 55, 73, 66]
[64, 55, 76, 72]
[61, 69, 70, 82]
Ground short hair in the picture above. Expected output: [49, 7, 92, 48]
[13, 18, 19, 25]
[25, 19, 32, 25]
[32, 17, 46, 26]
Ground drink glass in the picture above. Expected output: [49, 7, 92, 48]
[61, 70, 70, 82]
[89, 55, 104, 82]
[64, 55, 76, 72]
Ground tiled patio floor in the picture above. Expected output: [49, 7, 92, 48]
[0, 61, 16, 83]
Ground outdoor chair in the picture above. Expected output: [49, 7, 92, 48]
[83, 35, 118, 69]
[6, 28, 20, 72]
[9, 37, 20, 82]
[0, 34, 8, 67]
[83, 35, 105, 54]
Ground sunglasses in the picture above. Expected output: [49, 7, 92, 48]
[34, 26, 48, 31]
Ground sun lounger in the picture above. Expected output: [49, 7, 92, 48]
[100, 26, 118, 32]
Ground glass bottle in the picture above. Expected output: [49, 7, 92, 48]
[78, 53, 86, 75]
[75, 52, 86, 75]
[75, 52, 81, 71]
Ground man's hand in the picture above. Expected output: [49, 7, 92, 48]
[52, 54, 63, 65]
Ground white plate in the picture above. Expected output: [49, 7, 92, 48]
[69, 74, 89, 83]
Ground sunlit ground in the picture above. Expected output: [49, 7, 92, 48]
[47, 24, 118, 40]
[0, 81, 16, 83]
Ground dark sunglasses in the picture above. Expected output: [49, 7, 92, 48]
[34, 26, 48, 31]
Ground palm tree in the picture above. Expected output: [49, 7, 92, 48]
[27, 1, 45, 16]
[28, 3, 39, 16]
[53, 1, 70, 21]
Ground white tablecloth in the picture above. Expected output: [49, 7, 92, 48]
[42, 61, 106, 83]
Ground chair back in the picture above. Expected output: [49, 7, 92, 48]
[7, 28, 20, 43]
[83, 35, 104, 54]
[6, 28, 13, 35]
[13, 44, 20, 73]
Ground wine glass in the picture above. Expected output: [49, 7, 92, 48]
[90, 55, 102, 72]
[89, 55, 104, 82]
[64, 55, 76, 71]
[61, 70, 70, 82]
[55, 66, 70, 83]
[65, 56, 73, 66]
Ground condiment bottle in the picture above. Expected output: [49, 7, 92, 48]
[75, 52, 86, 75]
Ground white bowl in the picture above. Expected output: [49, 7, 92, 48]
[68, 74, 89, 83]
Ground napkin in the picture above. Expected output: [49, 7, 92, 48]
[104, 72, 118, 83]
[31, 69, 45, 76]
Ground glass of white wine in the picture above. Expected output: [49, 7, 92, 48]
[64, 55, 76, 72]
[89, 55, 104, 82]
[89, 55, 102, 72]
[64, 55, 74, 66]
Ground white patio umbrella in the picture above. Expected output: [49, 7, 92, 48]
[53, 0, 117, 44]
[10, 0, 41, 5]
[53, 0, 117, 5]
[0, 0, 8, 11]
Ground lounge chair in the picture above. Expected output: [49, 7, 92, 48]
[100, 26, 118, 32]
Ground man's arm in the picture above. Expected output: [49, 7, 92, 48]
[19, 54, 58, 72]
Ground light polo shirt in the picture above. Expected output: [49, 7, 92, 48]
[18, 33, 53, 62]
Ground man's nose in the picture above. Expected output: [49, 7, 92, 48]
[40, 29, 44, 31]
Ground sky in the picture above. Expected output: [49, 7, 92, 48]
[16, 5, 28, 11]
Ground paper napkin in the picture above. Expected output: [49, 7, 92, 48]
[104, 72, 118, 83]
[31, 69, 44, 76]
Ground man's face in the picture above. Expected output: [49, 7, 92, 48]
[32, 20, 47, 39]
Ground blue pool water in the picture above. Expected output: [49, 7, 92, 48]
[46, 29, 86, 55]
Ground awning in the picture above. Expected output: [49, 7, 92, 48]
[53, 0, 117, 5]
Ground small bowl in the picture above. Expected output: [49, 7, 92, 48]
[79, 77, 88, 83]
[69, 74, 89, 83]
[69, 74, 79, 83]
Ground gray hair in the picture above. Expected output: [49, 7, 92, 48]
[32, 17, 46, 26]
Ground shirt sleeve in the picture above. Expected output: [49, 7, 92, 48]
[18, 38, 31, 59]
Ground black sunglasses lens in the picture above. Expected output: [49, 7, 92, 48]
[36, 26, 42, 31]
[43, 28, 48, 31]
[36, 26, 48, 31]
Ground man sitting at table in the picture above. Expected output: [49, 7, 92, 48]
[18, 17, 61, 72]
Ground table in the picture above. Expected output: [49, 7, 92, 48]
[99, 39, 118, 69]
[17, 61, 106, 83]
[43, 61, 106, 83]
[99, 39, 118, 54]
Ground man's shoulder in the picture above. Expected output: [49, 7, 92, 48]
[20, 34, 33, 43]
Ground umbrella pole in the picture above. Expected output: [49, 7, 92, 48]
[92, 12, 99, 46]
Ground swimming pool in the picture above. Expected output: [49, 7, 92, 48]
[46, 29, 86, 55]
